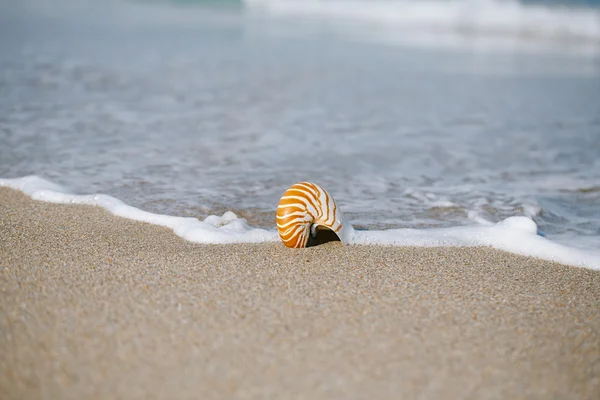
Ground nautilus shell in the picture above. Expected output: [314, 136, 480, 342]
[276, 182, 350, 248]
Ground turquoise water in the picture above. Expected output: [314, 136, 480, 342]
[1, 0, 599, 252]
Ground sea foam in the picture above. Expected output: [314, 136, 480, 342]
[1, 176, 277, 244]
[1, 175, 599, 270]
[244, 0, 600, 54]
[244, 0, 600, 41]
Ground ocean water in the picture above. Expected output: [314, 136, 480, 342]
[1, 0, 599, 268]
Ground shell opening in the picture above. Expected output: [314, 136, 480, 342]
[306, 224, 341, 247]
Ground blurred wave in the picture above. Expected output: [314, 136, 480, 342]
[135, 0, 242, 5]
[244, 0, 600, 45]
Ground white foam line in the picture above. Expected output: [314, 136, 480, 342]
[349, 218, 600, 270]
[2, 175, 599, 270]
[0, 176, 279, 244]
[244, 0, 600, 42]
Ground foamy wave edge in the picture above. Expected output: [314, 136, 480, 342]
[244, 0, 600, 43]
[2, 175, 599, 270]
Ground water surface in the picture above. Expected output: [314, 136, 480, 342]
[1, 0, 599, 251]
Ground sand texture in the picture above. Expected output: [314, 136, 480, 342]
[1, 187, 599, 399]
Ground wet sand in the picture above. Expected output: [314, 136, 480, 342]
[1, 187, 599, 399]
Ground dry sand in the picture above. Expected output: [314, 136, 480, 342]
[1, 187, 599, 399]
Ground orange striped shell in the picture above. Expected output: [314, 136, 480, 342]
[276, 182, 345, 248]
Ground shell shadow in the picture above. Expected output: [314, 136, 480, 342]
[306, 226, 341, 247]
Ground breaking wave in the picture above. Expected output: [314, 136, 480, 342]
[244, 0, 600, 44]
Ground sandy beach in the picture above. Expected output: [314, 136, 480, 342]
[1, 187, 599, 399]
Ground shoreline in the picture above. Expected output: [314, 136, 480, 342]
[3, 176, 599, 269]
[1, 187, 599, 399]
